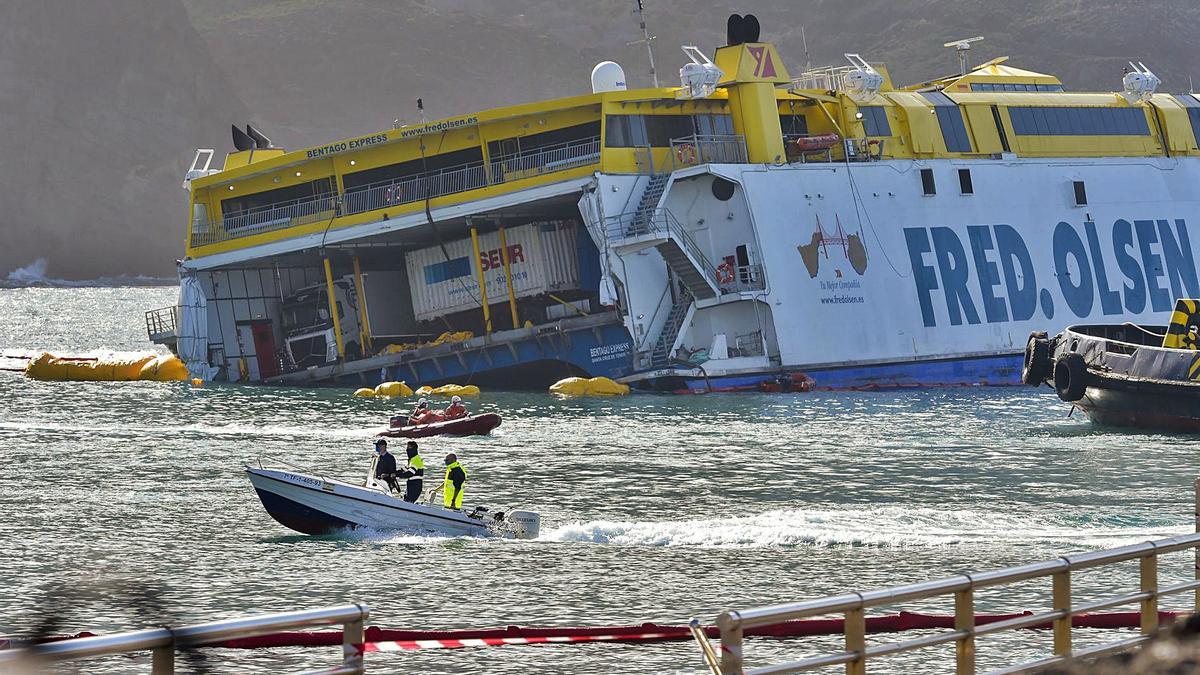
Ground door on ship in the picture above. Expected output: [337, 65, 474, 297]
[248, 320, 280, 379]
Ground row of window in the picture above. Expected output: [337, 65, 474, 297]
[923, 93, 973, 153]
[605, 114, 736, 147]
[970, 83, 1066, 92]
[1008, 106, 1150, 136]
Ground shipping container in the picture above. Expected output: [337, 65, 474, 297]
[404, 221, 582, 322]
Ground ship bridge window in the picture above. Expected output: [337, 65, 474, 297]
[857, 107, 891, 136]
[221, 176, 335, 221]
[970, 83, 1065, 92]
[1174, 95, 1200, 145]
[697, 114, 735, 135]
[922, 92, 973, 153]
[342, 146, 484, 193]
[605, 114, 726, 147]
[779, 114, 810, 136]
[1007, 106, 1150, 136]
[487, 121, 601, 158]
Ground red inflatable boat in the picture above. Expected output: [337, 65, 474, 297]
[379, 413, 502, 438]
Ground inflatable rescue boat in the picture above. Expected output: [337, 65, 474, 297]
[380, 412, 502, 438]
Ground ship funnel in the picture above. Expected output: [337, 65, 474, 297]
[591, 61, 628, 93]
[245, 124, 273, 149]
[231, 124, 255, 152]
[726, 13, 760, 46]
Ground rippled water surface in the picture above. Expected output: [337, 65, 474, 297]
[2, 287, 1197, 674]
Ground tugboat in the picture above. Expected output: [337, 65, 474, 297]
[1022, 299, 1200, 431]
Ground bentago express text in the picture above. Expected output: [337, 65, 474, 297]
[903, 219, 1198, 327]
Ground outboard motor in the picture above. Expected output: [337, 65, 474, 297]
[507, 511, 541, 539]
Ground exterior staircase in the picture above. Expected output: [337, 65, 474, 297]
[650, 289, 693, 368]
[631, 173, 669, 230]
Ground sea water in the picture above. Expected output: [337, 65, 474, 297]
[1, 286, 1196, 674]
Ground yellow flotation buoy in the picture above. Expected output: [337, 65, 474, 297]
[374, 381, 413, 398]
[549, 376, 630, 396]
[352, 387, 376, 398]
[431, 383, 481, 396]
[137, 354, 190, 382]
[191, 378, 204, 387]
[415, 385, 434, 396]
[24, 352, 189, 382]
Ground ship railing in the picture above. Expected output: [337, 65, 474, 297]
[145, 305, 180, 343]
[790, 65, 856, 92]
[732, 330, 765, 357]
[0, 603, 370, 674]
[191, 193, 339, 247]
[192, 138, 603, 247]
[489, 136, 601, 183]
[342, 162, 489, 216]
[720, 264, 765, 294]
[604, 208, 716, 281]
[670, 134, 748, 170]
[700, 479, 1200, 674]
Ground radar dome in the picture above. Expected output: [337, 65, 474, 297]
[591, 61, 627, 93]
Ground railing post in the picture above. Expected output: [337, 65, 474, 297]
[1052, 568, 1071, 658]
[1140, 550, 1159, 635]
[717, 612, 743, 675]
[846, 606, 866, 675]
[151, 644, 174, 675]
[954, 587, 975, 675]
[343, 603, 367, 673]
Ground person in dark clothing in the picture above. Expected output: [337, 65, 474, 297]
[373, 439, 400, 493]
[394, 441, 425, 502]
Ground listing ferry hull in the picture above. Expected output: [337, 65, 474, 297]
[157, 22, 1200, 392]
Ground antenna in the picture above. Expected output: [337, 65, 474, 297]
[628, 0, 659, 87]
[801, 25, 811, 71]
[943, 36, 984, 76]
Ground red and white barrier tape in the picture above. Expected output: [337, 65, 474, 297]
[363, 631, 680, 652]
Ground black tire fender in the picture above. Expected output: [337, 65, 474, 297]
[1022, 333, 1051, 385]
[1053, 352, 1088, 402]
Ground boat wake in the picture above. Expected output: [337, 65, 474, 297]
[539, 506, 1187, 549]
[2, 258, 174, 288]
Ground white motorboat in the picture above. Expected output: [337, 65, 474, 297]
[245, 457, 540, 539]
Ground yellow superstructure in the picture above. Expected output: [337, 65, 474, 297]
[183, 45, 1200, 262]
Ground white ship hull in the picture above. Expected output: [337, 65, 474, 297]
[586, 156, 1200, 390]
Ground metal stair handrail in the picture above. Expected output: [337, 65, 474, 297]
[604, 209, 717, 283]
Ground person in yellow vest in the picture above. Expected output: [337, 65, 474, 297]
[442, 453, 467, 509]
[395, 441, 425, 503]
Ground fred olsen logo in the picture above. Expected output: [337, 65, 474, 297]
[746, 45, 777, 78]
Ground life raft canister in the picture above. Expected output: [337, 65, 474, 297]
[715, 262, 735, 285]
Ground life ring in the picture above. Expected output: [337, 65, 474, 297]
[675, 143, 698, 165]
[715, 262, 735, 285]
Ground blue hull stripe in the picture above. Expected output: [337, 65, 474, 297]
[675, 353, 1024, 392]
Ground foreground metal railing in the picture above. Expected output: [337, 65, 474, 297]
[701, 480, 1200, 674]
[0, 603, 369, 674]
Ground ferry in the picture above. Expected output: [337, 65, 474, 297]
[147, 15, 1200, 392]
